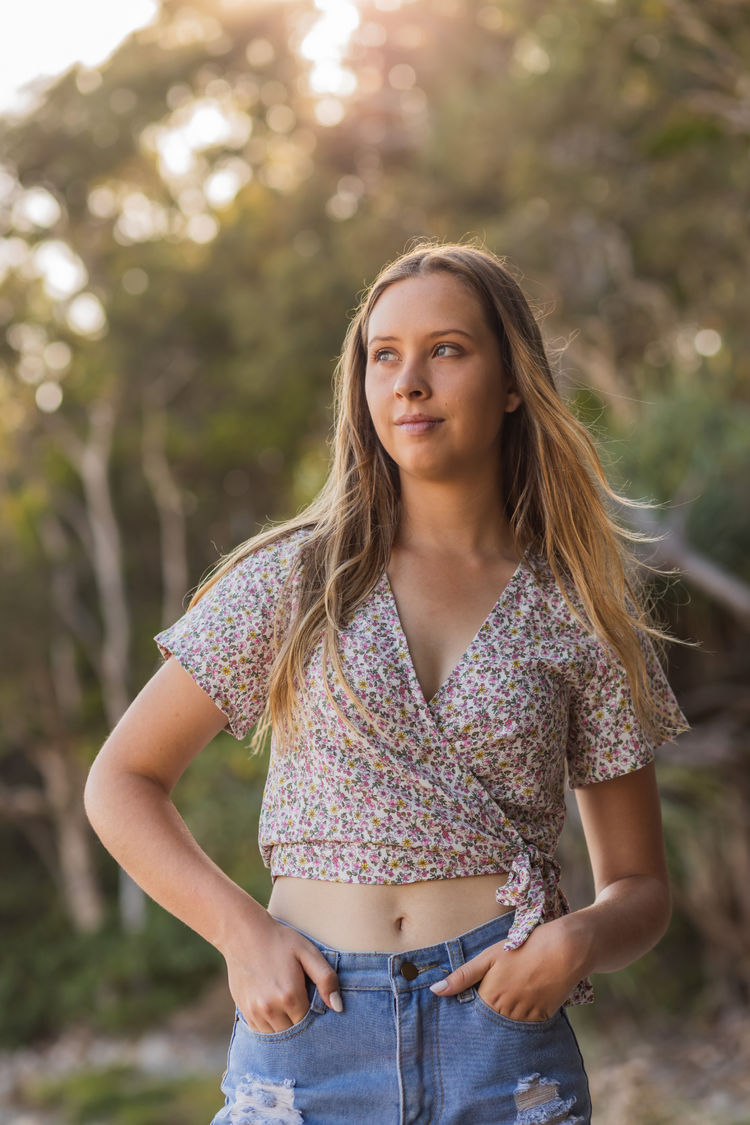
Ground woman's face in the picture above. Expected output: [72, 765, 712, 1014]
[364, 272, 521, 484]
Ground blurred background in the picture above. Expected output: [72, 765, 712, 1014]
[1, 0, 749, 1121]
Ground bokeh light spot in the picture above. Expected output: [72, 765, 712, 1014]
[88, 186, 118, 218]
[18, 355, 46, 384]
[122, 268, 149, 295]
[36, 381, 63, 412]
[44, 341, 72, 371]
[186, 213, 219, 243]
[167, 84, 193, 110]
[14, 188, 61, 229]
[326, 191, 359, 220]
[246, 38, 275, 67]
[267, 105, 297, 133]
[7, 321, 46, 353]
[67, 292, 107, 337]
[514, 37, 550, 74]
[389, 64, 416, 90]
[315, 97, 345, 126]
[694, 329, 722, 357]
[33, 241, 88, 299]
[204, 161, 251, 208]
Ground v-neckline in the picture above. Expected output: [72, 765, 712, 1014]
[379, 557, 527, 708]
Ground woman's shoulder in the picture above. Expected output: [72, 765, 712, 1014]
[198, 525, 314, 609]
[234, 525, 313, 577]
[521, 552, 576, 611]
[521, 552, 597, 640]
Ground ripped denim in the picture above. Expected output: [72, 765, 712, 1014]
[210, 910, 592, 1125]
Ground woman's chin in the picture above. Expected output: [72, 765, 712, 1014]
[395, 449, 494, 484]
[397, 463, 470, 486]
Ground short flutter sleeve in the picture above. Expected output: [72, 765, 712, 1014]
[154, 533, 304, 739]
[566, 631, 687, 789]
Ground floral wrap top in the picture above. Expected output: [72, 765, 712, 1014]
[155, 529, 686, 1006]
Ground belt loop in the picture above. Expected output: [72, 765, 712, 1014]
[445, 937, 474, 1004]
[324, 949, 340, 972]
[312, 949, 340, 1013]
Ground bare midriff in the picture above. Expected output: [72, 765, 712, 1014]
[267, 871, 511, 952]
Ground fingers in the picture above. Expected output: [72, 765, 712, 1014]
[243, 988, 307, 1034]
[299, 945, 343, 1013]
[227, 926, 345, 1033]
[429, 951, 490, 997]
[228, 943, 311, 1034]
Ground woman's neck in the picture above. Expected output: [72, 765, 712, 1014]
[396, 469, 517, 563]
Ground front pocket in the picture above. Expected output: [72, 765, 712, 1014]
[471, 991, 563, 1032]
[235, 990, 322, 1043]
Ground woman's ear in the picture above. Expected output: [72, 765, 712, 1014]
[504, 385, 522, 414]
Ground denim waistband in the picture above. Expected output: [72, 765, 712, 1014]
[274, 910, 516, 995]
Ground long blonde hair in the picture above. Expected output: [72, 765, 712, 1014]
[192, 240, 686, 751]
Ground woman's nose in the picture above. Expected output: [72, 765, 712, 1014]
[393, 355, 431, 399]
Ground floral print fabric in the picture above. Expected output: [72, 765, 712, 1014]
[155, 529, 686, 1006]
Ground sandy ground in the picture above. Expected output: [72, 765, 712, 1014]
[1, 981, 749, 1124]
[574, 1008, 750, 1125]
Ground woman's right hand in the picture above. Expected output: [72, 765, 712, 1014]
[224, 913, 343, 1033]
[84, 658, 341, 1034]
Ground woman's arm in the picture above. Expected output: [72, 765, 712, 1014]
[84, 656, 342, 1031]
[429, 762, 671, 1020]
[563, 759, 671, 972]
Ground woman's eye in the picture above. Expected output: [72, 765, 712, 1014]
[371, 343, 460, 362]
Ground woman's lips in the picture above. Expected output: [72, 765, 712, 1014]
[395, 414, 444, 435]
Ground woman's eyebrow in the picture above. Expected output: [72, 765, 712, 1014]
[368, 328, 474, 344]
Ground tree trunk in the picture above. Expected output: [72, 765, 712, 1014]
[0, 780, 61, 887]
[31, 743, 105, 934]
[142, 407, 189, 629]
[57, 401, 146, 932]
[72, 402, 131, 729]
[38, 514, 102, 681]
[49, 635, 106, 932]
[0, 734, 106, 935]
[18, 529, 109, 933]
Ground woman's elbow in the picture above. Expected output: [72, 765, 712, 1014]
[83, 749, 111, 836]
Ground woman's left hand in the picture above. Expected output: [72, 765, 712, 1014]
[429, 914, 589, 1023]
[430, 767, 673, 1021]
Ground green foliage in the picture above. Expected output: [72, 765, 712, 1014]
[586, 911, 706, 1018]
[26, 1067, 222, 1125]
[643, 112, 724, 158]
[0, 728, 272, 1045]
[172, 731, 273, 903]
[0, 844, 222, 1045]
[613, 390, 750, 582]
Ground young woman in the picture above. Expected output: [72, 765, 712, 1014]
[85, 243, 687, 1125]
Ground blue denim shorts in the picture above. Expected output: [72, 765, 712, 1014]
[211, 909, 592, 1125]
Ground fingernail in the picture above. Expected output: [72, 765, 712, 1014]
[429, 980, 449, 994]
[330, 991, 343, 1013]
